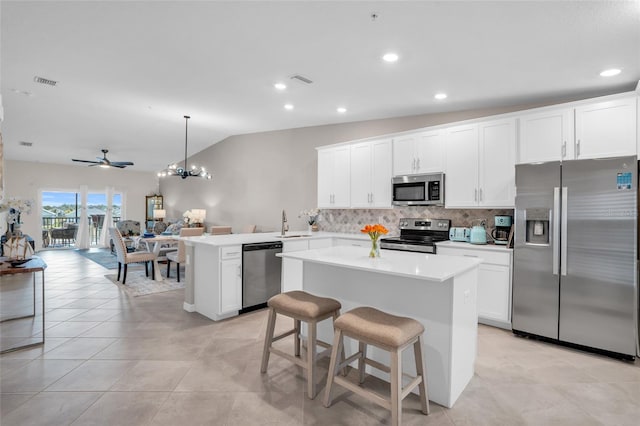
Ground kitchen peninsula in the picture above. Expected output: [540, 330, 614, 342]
[182, 232, 371, 320]
[279, 245, 481, 408]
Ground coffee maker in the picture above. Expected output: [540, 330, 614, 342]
[491, 215, 512, 245]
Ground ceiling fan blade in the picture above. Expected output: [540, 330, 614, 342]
[110, 164, 127, 168]
[110, 161, 134, 166]
[72, 159, 101, 164]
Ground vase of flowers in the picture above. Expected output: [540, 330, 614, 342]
[361, 224, 388, 258]
[0, 198, 33, 238]
[299, 208, 320, 233]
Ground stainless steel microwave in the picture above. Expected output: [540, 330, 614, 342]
[392, 173, 445, 206]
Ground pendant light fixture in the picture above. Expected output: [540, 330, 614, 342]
[158, 115, 212, 180]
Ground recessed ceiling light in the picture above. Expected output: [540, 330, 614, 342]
[434, 93, 448, 100]
[337, 107, 347, 113]
[284, 104, 294, 110]
[600, 68, 621, 77]
[382, 52, 399, 63]
[274, 82, 287, 90]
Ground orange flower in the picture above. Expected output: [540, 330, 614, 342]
[360, 223, 388, 237]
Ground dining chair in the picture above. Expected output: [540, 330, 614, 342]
[166, 227, 205, 282]
[108, 227, 157, 284]
[242, 224, 257, 233]
[210, 226, 232, 235]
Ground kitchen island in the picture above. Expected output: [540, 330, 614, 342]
[181, 231, 372, 319]
[278, 245, 481, 408]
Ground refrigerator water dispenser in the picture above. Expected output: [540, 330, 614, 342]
[525, 209, 549, 245]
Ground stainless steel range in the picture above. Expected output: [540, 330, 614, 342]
[380, 218, 451, 253]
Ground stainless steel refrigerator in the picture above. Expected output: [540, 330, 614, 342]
[513, 156, 638, 359]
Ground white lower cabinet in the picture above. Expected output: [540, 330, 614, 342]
[219, 246, 242, 315]
[193, 244, 242, 321]
[437, 244, 512, 329]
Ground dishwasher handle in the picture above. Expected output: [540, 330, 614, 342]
[242, 242, 283, 251]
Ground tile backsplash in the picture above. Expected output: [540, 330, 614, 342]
[317, 207, 514, 235]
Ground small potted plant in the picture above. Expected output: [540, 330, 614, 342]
[299, 208, 320, 233]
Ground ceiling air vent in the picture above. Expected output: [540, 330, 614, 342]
[33, 76, 57, 86]
[19, 141, 33, 147]
[290, 74, 313, 84]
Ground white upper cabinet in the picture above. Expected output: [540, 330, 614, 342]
[445, 124, 479, 207]
[479, 119, 516, 207]
[518, 94, 637, 164]
[393, 130, 445, 175]
[445, 119, 516, 208]
[317, 145, 350, 208]
[574, 97, 637, 160]
[351, 139, 392, 208]
[517, 108, 573, 164]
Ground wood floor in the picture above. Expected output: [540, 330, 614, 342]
[1, 249, 639, 425]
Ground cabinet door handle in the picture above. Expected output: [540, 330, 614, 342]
[474, 189, 478, 202]
[479, 188, 483, 202]
[236, 265, 241, 277]
[370, 193, 373, 203]
[562, 141, 567, 158]
[463, 254, 479, 258]
[416, 158, 420, 171]
[576, 140, 581, 157]
[412, 158, 416, 171]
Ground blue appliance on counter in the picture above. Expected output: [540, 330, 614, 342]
[449, 227, 471, 242]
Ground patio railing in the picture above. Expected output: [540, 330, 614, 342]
[42, 216, 121, 247]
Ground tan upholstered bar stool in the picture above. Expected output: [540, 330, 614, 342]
[261, 291, 342, 399]
[323, 307, 430, 426]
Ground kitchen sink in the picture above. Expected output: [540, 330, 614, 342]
[278, 234, 312, 238]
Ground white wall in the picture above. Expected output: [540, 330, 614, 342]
[3, 160, 158, 249]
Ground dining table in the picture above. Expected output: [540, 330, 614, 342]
[138, 235, 179, 282]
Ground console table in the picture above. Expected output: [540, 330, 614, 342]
[0, 256, 47, 354]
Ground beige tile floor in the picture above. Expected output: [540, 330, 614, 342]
[1, 249, 639, 425]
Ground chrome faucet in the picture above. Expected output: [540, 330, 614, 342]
[281, 209, 288, 236]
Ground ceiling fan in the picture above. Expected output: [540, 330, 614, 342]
[71, 149, 134, 169]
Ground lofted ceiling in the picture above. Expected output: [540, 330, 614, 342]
[2, 1, 639, 172]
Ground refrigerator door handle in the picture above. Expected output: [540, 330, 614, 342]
[553, 187, 560, 275]
[561, 186, 568, 276]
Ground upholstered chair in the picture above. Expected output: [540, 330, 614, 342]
[210, 226, 232, 235]
[109, 227, 157, 284]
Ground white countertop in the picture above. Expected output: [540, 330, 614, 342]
[278, 245, 481, 282]
[182, 231, 370, 247]
[436, 240, 513, 252]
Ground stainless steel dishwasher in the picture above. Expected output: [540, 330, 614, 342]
[241, 241, 283, 312]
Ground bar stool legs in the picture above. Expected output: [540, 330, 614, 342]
[260, 291, 342, 400]
[323, 307, 430, 426]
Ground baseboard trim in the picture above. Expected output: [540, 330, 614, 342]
[183, 302, 196, 312]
